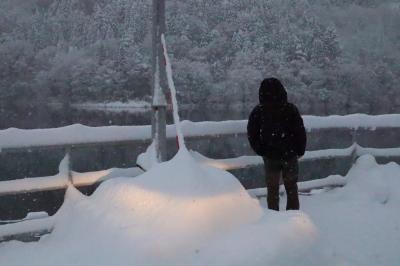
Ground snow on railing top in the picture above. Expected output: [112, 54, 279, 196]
[0, 167, 143, 196]
[1, 114, 399, 151]
[303, 114, 400, 131]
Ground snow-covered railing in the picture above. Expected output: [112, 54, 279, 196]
[0, 216, 55, 242]
[0, 114, 400, 241]
[247, 175, 347, 198]
[0, 114, 399, 197]
[1, 114, 400, 152]
[195, 144, 400, 171]
[0, 114, 400, 195]
[0, 144, 399, 197]
[0, 166, 143, 196]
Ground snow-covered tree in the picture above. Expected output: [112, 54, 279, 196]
[0, 0, 398, 114]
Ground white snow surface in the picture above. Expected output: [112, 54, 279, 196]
[0, 149, 317, 266]
[191, 144, 400, 171]
[1, 154, 400, 265]
[299, 155, 400, 266]
[136, 142, 158, 171]
[303, 113, 400, 131]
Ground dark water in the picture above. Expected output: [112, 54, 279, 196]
[1, 105, 399, 220]
[0, 105, 153, 129]
[0, 104, 252, 129]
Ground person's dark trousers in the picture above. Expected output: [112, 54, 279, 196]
[263, 157, 300, 211]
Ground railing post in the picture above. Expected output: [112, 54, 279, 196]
[151, 0, 167, 162]
[351, 129, 358, 163]
[65, 147, 73, 184]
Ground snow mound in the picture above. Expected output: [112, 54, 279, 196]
[302, 155, 400, 266]
[136, 141, 158, 170]
[341, 154, 400, 205]
[0, 149, 317, 266]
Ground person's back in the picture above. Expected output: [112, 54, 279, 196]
[247, 78, 306, 211]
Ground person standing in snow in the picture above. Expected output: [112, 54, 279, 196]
[247, 78, 306, 211]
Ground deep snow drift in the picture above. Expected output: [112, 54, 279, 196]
[1, 153, 399, 265]
[300, 155, 400, 266]
[0, 149, 316, 266]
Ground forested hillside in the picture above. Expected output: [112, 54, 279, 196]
[0, 0, 399, 114]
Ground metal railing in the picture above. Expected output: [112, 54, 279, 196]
[0, 114, 400, 241]
[1, 114, 399, 196]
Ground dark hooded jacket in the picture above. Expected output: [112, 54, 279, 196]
[247, 78, 306, 160]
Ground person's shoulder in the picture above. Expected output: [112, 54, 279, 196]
[285, 102, 300, 114]
[250, 104, 262, 114]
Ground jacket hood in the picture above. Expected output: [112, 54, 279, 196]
[259, 78, 288, 104]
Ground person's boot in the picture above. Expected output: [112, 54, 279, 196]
[267, 188, 280, 211]
[286, 183, 299, 210]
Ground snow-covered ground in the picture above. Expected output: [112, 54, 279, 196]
[2, 42, 399, 264]
[297, 154, 400, 266]
[0, 152, 399, 266]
